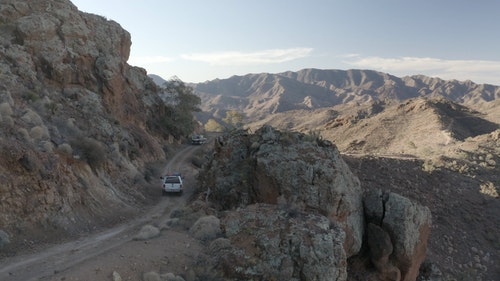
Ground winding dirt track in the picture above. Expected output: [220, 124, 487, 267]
[0, 143, 203, 281]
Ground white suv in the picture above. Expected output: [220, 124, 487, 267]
[161, 174, 183, 195]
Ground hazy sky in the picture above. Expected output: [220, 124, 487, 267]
[71, 0, 500, 85]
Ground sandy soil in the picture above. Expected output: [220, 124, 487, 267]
[0, 144, 205, 281]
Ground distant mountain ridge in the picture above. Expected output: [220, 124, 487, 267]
[192, 68, 500, 121]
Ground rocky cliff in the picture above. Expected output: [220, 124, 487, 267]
[0, 0, 165, 249]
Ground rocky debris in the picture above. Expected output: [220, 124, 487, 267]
[198, 125, 364, 257]
[364, 189, 432, 281]
[143, 271, 161, 281]
[142, 271, 185, 281]
[134, 225, 160, 241]
[0, 230, 10, 249]
[112, 271, 122, 281]
[161, 273, 186, 281]
[189, 215, 221, 241]
[212, 204, 347, 281]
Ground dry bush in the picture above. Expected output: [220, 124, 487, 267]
[17, 128, 31, 143]
[143, 161, 165, 183]
[1, 116, 13, 127]
[21, 109, 43, 125]
[41, 141, 54, 152]
[0, 102, 13, 117]
[30, 125, 49, 140]
[57, 143, 73, 155]
[71, 138, 106, 169]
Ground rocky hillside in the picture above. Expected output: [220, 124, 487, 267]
[250, 97, 499, 157]
[192, 68, 500, 122]
[0, 0, 168, 251]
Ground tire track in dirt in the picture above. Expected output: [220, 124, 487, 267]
[0, 143, 205, 281]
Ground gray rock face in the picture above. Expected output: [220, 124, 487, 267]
[212, 204, 347, 281]
[189, 215, 221, 241]
[199, 125, 364, 257]
[364, 189, 432, 281]
[134, 225, 160, 241]
[0, 0, 164, 237]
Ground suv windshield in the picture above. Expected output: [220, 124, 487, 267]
[165, 177, 180, 183]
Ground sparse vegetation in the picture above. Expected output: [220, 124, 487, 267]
[71, 137, 106, 169]
[56, 143, 73, 155]
[222, 110, 245, 130]
[204, 118, 224, 132]
[29, 125, 49, 140]
[148, 78, 201, 139]
[22, 90, 40, 103]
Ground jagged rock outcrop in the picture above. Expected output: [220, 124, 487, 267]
[0, 0, 165, 246]
[199, 125, 364, 257]
[197, 126, 433, 280]
[364, 189, 432, 281]
[211, 204, 347, 281]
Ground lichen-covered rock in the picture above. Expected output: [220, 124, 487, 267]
[134, 225, 160, 241]
[198, 125, 364, 257]
[189, 215, 221, 241]
[213, 204, 347, 281]
[364, 189, 432, 281]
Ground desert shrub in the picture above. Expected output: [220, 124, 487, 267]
[17, 128, 31, 142]
[408, 141, 417, 149]
[45, 102, 59, 115]
[41, 141, 54, 152]
[143, 161, 165, 183]
[21, 109, 43, 125]
[57, 143, 73, 155]
[1, 116, 13, 127]
[304, 130, 322, 143]
[0, 102, 13, 117]
[205, 118, 224, 132]
[30, 125, 49, 140]
[22, 90, 40, 102]
[71, 137, 106, 169]
[480, 181, 499, 198]
[421, 159, 437, 173]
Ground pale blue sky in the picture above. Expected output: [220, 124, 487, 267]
[71, 0, 500, 85]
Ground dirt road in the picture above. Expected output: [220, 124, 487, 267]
[0, 143, 205, 281]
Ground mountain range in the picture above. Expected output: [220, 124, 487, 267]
[190, 68, 500, 121]
[179, 68, 500, 156]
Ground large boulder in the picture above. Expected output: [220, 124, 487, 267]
[364, 189, 432, 281]
[212, 204, 347, 281]
[198, 126, 364, 257]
